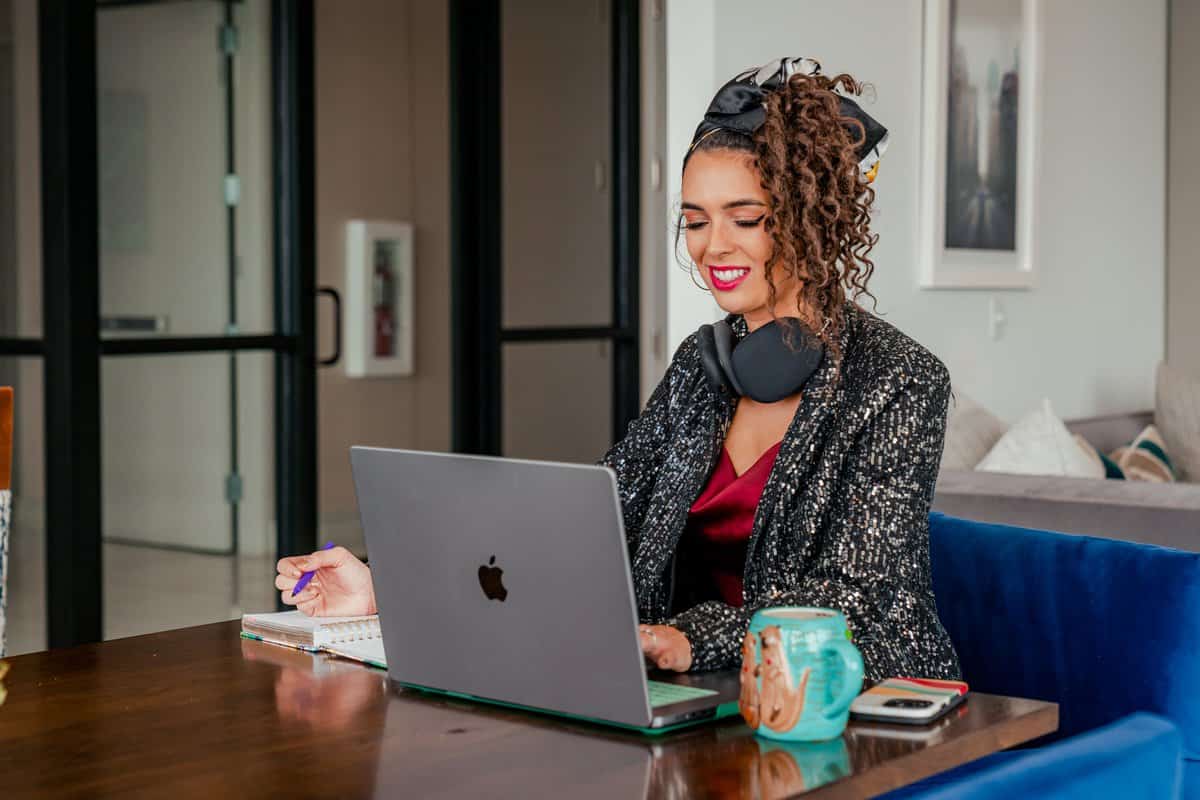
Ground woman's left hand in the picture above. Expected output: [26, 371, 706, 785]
[639, 625, 693, 671]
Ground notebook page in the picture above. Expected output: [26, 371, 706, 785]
[241, 611, 379, 649]
[322, 638, 388, 669]
[316, 618, 383, 648]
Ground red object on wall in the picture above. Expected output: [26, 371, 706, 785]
[373, 244, 396, 357]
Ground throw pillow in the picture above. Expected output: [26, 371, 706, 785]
[1109, 424, 1177, 482]
[940, 391, 1008, 471]
[1074, 434, 1126, 479]
[1156, 362, 1200, 482]
[976, 398, 1105, 479]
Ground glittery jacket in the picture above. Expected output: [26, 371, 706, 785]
[600, 303, 961, 684]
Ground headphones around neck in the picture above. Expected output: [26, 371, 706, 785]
[695, 317, 825, 403]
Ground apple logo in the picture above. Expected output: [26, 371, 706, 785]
[478, 555, 508, 601]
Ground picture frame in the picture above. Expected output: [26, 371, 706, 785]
[344, 220, 415, 378]
[917, 0, 1042, 289]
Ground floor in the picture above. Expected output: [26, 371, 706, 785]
[5, 514, 279, 657]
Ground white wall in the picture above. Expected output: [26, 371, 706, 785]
[663, 0, 1166, 422]
[639, 0, 668, 402]
[664, 0, 722, 366]
[1168, 0, 1200, 376]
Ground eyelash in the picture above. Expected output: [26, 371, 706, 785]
[684, 215, 765, 231]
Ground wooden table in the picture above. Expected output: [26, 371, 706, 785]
[0, 621, 1057, 798]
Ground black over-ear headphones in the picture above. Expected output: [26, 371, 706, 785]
[696, 318, 825, 403]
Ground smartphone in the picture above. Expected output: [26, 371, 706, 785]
[849, 677, 969, 725]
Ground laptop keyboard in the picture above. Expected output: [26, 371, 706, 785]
[647, 679, 719, 708]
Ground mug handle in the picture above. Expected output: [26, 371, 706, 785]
[820, 638, 865, 720]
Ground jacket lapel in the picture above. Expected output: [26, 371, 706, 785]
[744, 309, 855, 590]
[629, 352, 725, 615]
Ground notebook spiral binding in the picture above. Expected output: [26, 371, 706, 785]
[327, 619, 382, 644]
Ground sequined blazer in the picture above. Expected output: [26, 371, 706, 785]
[600, 302, 961, 684]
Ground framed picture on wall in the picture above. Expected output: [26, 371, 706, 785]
[345, 220, 415, 378]
[918, 0, 1042, 289]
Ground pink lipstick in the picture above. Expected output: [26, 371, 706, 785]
[708, 265, 751, 291]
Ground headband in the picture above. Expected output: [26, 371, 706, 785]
[690, 57, 889, 182]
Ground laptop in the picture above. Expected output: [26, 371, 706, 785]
[350, 446, 741, 733]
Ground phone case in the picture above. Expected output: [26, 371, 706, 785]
[849, 677, 969, 725]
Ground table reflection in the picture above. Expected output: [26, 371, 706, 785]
[647, 726, 852, 799]
[241, 637, 387, 733]
[370, 688, 864, 798]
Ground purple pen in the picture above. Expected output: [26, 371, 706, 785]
[291, 541, 335, 597]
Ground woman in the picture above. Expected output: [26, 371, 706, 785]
[276, 58, 961, 685]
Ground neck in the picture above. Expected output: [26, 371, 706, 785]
[742, 288, 805, 333]
[742, 309, 774, 333]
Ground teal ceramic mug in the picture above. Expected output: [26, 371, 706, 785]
[740, 607, 864, 741]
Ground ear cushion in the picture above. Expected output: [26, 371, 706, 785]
[711, 321, 746, 396]
[695, 324, 730, 395]
[731, 319, 824, 403]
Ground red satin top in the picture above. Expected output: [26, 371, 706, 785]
[684, 441, 783, 607]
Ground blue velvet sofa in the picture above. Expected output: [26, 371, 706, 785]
[897, 712, 1182, 799]
[886, 512, 1200, 797]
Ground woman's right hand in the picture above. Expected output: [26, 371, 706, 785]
[275, 546, 377, 617]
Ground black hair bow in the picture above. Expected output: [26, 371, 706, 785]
[691, 57, 889, 180]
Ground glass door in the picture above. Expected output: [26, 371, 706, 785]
[452, 0, 641, 459]
[93, 0, 316, 639]
[0, 0, 46, 654]
[97, 0, 271, 559]
[0, 0, 316, 649]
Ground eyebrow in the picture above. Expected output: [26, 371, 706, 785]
[680, 199, 767, 212]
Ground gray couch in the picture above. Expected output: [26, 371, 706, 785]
[934, 410, 1200, 552]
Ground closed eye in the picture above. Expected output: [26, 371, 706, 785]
[684, 214, 765, 231]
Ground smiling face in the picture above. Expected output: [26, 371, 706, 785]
[681, 148, 801, 331]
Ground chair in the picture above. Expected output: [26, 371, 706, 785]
[1, 386, 11, 657]
[886, 512, 1200, 796]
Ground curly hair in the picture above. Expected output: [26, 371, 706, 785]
[681, 72, 879, 357]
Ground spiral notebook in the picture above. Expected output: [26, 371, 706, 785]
[240, 611, 387, 669]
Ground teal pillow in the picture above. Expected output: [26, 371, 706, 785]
[1109, 425, 1177, 483]
[1075, 425, 1177, 482]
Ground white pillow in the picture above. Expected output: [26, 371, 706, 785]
[940, 391, 1008, 471]
[976, 398, 1104, 479]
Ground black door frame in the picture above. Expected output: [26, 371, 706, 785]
[450, 0, 642, 455]
[0, 0, 317, 648]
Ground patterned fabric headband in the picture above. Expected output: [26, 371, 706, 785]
[690, 56, 889, 183]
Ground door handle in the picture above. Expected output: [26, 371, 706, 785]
[317, 286, 341, 367]
[100, 315, 169, 333]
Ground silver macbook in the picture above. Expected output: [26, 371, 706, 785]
[350, 446, 740, 732]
